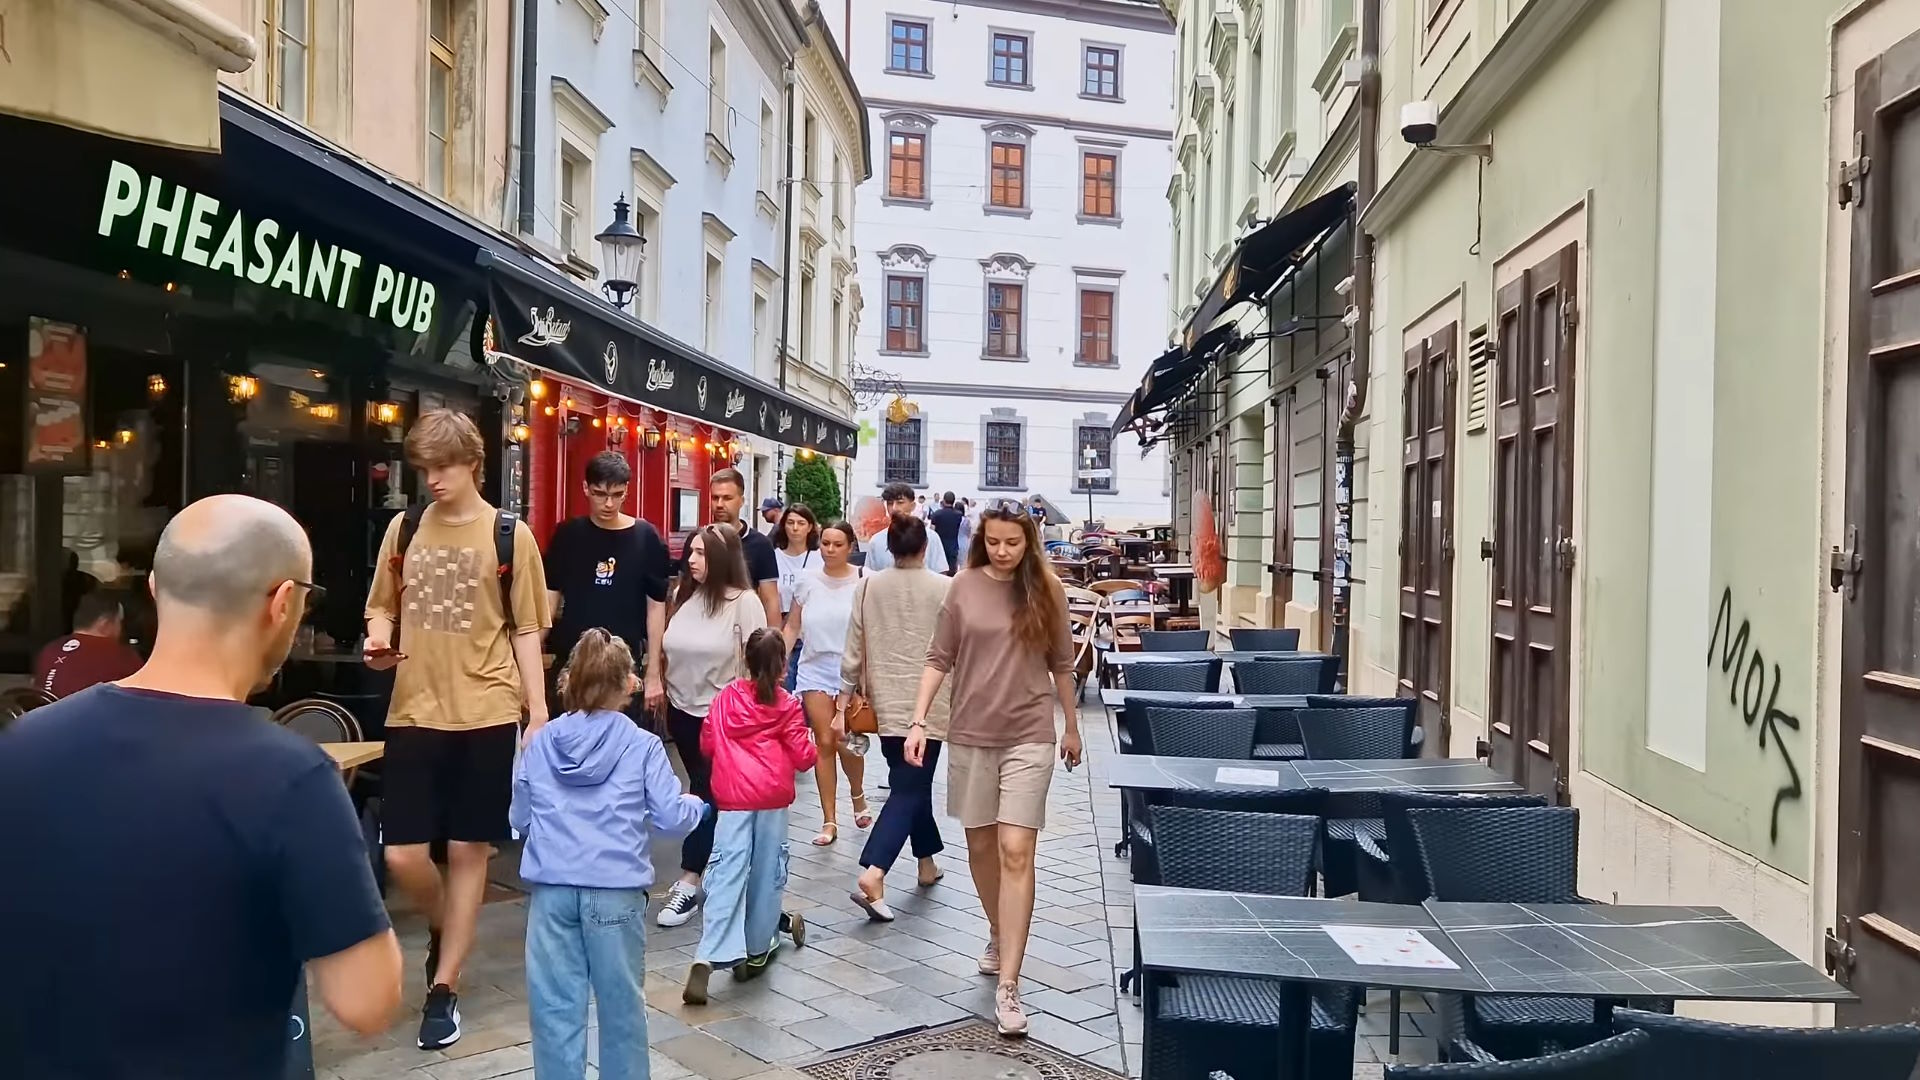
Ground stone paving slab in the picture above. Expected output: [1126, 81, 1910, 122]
[312, 693, 1430, 1079]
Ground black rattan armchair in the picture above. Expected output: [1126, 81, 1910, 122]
[1140, 629, 1213, 651]
[1305, 694, 1424, 751]
[1229, 627, 1302, 651]
[1408, 806, 1664, 1061]
[1142, 807, 1357, 1080]
[1126, 659, 1224, 694]
[1232, 656, 1340, 695]
[1116, 696, 1240, 858]
[1252, 705, 1305, 760]
[1383, 1030, 1650, 1080]
[1612, 1008, 1920, 1080]
[1146, 706, 1259, 761]
[1295, 705, 1418, 761]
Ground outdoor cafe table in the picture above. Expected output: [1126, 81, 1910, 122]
[1100, 688, 1310, 708]
[1106, 756, 1518, 796]
[1134, 885, 1853, 1004]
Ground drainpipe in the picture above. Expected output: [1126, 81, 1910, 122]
[515, 0, 539, 235]
[1330, 0, 1379, 688]
[777, 62, 798, 392]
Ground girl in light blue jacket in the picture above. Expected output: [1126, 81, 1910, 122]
[510, 629, 707, 1080]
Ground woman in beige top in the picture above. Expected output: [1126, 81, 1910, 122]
[838, 515, 952, 922]
[908, 502, 1082, 1039]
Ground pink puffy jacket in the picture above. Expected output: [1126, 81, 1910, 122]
[702, 680, 819, 811]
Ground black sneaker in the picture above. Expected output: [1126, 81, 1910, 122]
[656, 881, 701, 927]
[417, 984, 461, 1050]
[424, 929, 442, 989]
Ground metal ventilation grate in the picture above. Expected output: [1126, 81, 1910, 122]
[1465, 325, 1492, 433]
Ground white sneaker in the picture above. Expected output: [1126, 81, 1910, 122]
[656, 881, 701, 927]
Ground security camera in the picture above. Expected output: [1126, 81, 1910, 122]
[1401, 100, 1439, 146]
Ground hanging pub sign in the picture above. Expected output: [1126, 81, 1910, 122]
[485, 266, 858, 457]
[95, 161, 440, 333]
[24, 318, 89, 473]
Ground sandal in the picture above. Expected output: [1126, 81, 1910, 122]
[852, 794, 874, 830]
[917, 859, 945, 888]
[811, 822, 838, 847]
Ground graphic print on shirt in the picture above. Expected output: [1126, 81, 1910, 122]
[405, 544, 483, 634]
[595, 557, 617, 587]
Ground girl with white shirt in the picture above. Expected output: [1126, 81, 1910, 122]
[783, 521, 868, 846]
[772, 506, 818, 689]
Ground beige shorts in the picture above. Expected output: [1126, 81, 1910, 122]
[946, 741, 1056, 830]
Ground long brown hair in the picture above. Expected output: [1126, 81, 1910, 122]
[677, 524, 751, 615]
[966, 502, 1065, 651]
[743, 627, 789, 706]
[558, 628, 635, 714]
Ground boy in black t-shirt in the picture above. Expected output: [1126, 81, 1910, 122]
[544, 451, 673, 720]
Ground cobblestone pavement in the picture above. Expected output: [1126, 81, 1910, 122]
[312, 695, 1440, 1079]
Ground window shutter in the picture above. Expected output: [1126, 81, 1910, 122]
[1465, 324, 1492, 433]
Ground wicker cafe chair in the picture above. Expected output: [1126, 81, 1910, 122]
[1251, 705, 1306, 761]
[1228, 627, 1302, 651]
[1232, 655, 1340, 695]
[1307, 693, 1427, 751]
[1355, 791, 1550, 1058]
[1408, 806, 1654, 1061]
[1612, 1008, 1920, 1080]
[1383, 1030, 1652, 1080]
[1124, 658, 1223, 694]
[1295, 706, 1421, 898]
[1145, 706, 1258, 761]
[1116, 696, 1239, 858]
[1139, 628, 1213, 652]
[1, 686, 58, 730]
[1143, 808, 1359, 1080]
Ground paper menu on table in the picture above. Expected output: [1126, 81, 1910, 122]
[1213, 766, 1281, 787]
[1321, 925, 1460, 970]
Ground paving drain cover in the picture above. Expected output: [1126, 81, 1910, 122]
[799, 1021, 1124, 1080]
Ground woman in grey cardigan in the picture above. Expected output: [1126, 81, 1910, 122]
[838, 514, 952, 921]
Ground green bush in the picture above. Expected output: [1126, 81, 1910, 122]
[784, 455, 843, 524]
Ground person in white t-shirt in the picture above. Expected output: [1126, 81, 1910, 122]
[782, 521, 868, 847]
[772, 505, 818, 689]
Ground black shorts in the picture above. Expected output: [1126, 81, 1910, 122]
[380, 724, 518, 846]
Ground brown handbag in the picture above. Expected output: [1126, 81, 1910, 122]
[842, 579, 879, 735]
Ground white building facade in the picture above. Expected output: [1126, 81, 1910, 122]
[524, 0, 864, 499]
[846, 0, 1174, 523]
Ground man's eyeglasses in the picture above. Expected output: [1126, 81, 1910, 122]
[587, 487, 629, 503]
[282, 580, 328, 606]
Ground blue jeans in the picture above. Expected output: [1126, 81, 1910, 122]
[695, 809, 790, 965]
[526, 885, 651, 1080]
[783, 634, 801, 690]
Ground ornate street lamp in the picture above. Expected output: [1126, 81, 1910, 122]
[595, 195, 645, 310]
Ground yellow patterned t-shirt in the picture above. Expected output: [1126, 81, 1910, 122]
[364, 506, 551, 731]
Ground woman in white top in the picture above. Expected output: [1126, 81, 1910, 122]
[654, 524, 768, 929]
[783, 521, 868, 846]
[773, 506, 818, 689]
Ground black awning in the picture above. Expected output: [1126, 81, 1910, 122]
[220, 93, 857, 457]
[1112, 325, 1243, 439]
[1184, 182, 1356, 349]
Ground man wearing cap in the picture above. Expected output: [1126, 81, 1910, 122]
[759, 496, 784, 536]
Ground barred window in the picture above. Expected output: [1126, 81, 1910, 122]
[1076, 426, 1114, 493]
[884, 418, 923, 485]
[984, 421, 1023, 488]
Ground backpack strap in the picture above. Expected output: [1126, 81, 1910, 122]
[494, 510, 519, 632]
[389, 503, 429, 594]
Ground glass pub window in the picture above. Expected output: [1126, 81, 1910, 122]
[984, 421, 1023, 488]
[884, 419, 923, 485]
[990, 33, 1029, 86]
[890, 20, 929, 73]
[886, 276, 923, 352]
[986, 283, 1023, 358]
[1083, 46, 1119, 98]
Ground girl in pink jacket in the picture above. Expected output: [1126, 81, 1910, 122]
[683, 628, 819, 1004]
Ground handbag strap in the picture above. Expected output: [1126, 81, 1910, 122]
[857, 577, 870, 698]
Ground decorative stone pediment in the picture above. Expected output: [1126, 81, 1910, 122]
[979, 252, 1034, 280]
[880, 244, 934, 272]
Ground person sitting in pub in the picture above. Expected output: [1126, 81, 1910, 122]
[33, 592, 142, 699]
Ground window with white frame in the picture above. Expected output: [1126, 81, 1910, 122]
[268, 0, 310, 122]
[426, 0, 455, 195]
[799, 272, 816, 367]
[704, 253, 723, 352]
[631, 149, 674, 323]
[753, 291, 771, 374]
[558, 149, 589, 259]
[707, 29, 728, 148]
[759, 101, 777, 195]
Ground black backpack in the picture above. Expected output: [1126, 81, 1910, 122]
[387, 506, 522, 641]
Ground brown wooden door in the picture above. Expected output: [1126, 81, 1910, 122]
[1269, 389, 1294, 626]
[1400, 326, 1457, 751]
[1487, 246, 1578, 799]
[1835, 28, 1920, 1023]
